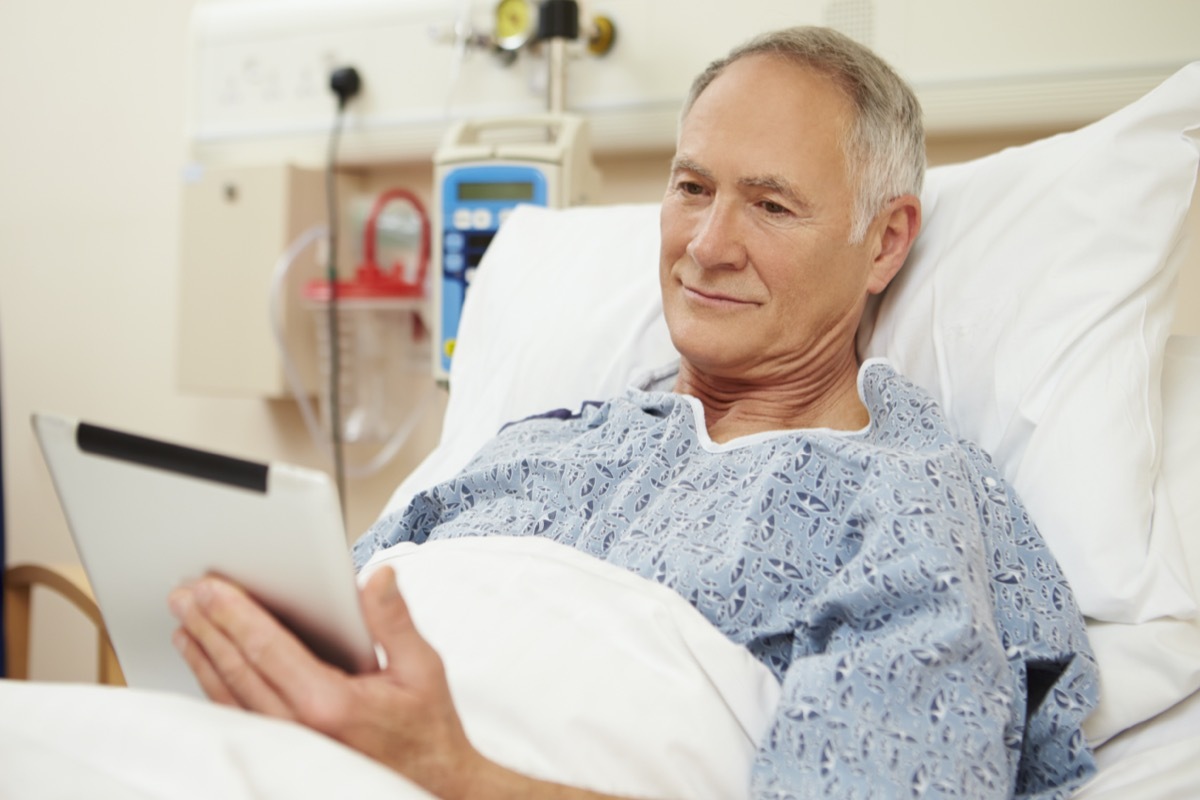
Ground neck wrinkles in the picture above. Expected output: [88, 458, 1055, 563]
[672, 343, 868, 443]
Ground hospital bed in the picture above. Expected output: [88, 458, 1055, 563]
[2, 62, 1200, 799]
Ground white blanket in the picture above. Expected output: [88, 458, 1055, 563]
[0, 680, 433, 800]
[0, 537, 780, 799]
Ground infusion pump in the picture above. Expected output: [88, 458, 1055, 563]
[433, 113, 599, 381]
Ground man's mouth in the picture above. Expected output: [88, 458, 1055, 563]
[682, 285, 758, 308]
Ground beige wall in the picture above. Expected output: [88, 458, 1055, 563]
[0, 1, 449, 682]
[2, 1, 1165, 685]
[0, 1, 672, 684]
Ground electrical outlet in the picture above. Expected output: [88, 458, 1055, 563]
[196, 36, 353, 137]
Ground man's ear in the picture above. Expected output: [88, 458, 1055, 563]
[866, 194, 921, 295]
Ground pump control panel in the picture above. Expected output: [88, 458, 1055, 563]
[432, 113, 598, 382]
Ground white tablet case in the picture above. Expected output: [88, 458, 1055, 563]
[32, 413, 376, 697]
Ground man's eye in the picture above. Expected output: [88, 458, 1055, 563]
[761, 200, 790, 215]
[678, 181, 705, 195]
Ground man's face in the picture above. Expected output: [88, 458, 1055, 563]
[660, 54, 881, 381]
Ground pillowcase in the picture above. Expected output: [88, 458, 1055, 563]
[1084, 335, 1200, 745]
[859, 63, 1200, 623]
[360, 536, 781, 800]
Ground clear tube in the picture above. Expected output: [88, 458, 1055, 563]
[269, 225, 436, 480]
[269, 225, 334, 463]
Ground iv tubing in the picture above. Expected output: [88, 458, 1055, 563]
[268, 225, 438, 481]
[269, 225, 334, 467]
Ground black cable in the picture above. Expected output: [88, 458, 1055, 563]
[325, 67, 361, 517]
[325, 107, 346, 517]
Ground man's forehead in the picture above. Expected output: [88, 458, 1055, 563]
[675, 57, 852, 181]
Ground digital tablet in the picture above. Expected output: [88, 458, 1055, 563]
[31, 412, 378, 698]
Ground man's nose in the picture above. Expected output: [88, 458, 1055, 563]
[686, 200, 746, 270]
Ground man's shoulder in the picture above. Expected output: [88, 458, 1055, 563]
[858, 358, 960, 452]
[857, 358, 1016, 506]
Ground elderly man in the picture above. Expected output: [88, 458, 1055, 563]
[170, 26, 1097, 799]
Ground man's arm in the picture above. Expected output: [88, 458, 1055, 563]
[168, 568, 638, 800]
[749, 473, 1020, 798]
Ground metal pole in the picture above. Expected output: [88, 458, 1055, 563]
[538, 0, 578, 113]
[547, 36, 567, 113]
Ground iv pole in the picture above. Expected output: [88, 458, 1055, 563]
[539, 0, 578, 113]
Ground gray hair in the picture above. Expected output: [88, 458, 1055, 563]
[683, 26, 925, 243]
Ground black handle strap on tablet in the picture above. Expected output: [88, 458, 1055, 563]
[76, 423, 268, 494]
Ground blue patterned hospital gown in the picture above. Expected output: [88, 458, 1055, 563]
[354, 360, 1098, 799]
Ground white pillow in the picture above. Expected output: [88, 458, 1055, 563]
[1085, 335, 1200, 745]
[360, 537, 781, 800]
[383, 202, 673, 514]
[387, 65, 1200, 626]
[859, 63, 1200, 623]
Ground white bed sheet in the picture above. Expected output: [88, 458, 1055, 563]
[1076, 688, 1200, 798]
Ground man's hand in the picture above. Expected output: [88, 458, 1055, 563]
[168, 566, 484, 799]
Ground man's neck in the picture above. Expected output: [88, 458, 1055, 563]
[672, 353, 869, 444]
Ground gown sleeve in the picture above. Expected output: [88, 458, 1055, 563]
[750, 448, 1096, 799]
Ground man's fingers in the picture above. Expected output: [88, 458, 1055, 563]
[169, 578, 322, 717]
[170, 627, 242, 708]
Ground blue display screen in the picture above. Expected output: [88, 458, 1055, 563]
[456, 181, 535, 201]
